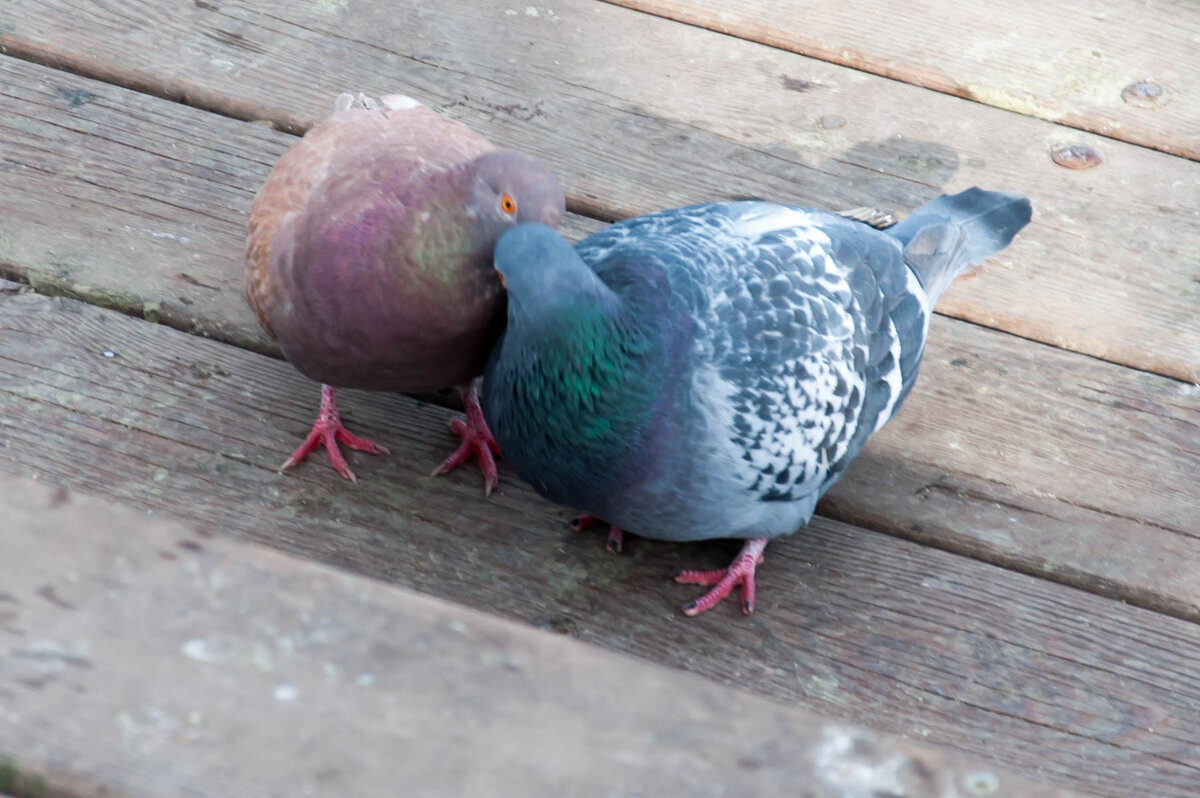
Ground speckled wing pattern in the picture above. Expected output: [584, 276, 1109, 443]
[244, 94, 495, 338]
[577, 202, 931, 507]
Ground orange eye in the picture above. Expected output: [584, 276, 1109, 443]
[500, 193, 516, 215]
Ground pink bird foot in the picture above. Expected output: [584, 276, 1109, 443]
[432, 384, 501, 496]
[281, 384, 389, 483]
[673, 538, 768, 617]
[570, 515, 625, 554]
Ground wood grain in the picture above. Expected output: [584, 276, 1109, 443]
[2, 473, 1085, 798]
[0, 50, 1196, 611]
[1, 7, 1198, 381]
[605, 0, 1200, 160]
[0, 293, 1197, 797]
[1, 265, 1196, 619]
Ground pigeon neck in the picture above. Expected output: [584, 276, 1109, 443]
[485, 280, 667, 501]
[505, 259, 622, 334]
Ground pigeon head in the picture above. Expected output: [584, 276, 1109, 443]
[493, 223, 612, 317]
[469, 151, 566, 234]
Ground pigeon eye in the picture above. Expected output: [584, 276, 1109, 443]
[500, 193, 517, 215]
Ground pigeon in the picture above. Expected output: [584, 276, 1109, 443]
[245, 92, 565, 491]
[481, 188, 1031, 615]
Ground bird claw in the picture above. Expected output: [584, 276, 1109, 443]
[570, 515, 625, 554]
[431, 423, 500, 496]
[431, 386, 501, 496]
[569, 514, 599, 532]
[280, 385, 389, 482]
[444, 418, 501, 453]
[673, 538, 768, 616]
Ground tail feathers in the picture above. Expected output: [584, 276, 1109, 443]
[334, 92, 377, 113]
[332, 92, 422, 114]
[887, 187, 1032, 304]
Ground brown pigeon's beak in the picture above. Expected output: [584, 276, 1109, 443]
[496, 269, 506, 287]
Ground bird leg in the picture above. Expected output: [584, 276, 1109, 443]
[673, 538, 768, 616]
[431, 383, 501, 497]
[280, 384, 390, 483]
[570, 515, 625, 554]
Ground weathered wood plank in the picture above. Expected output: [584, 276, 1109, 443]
[0, 293, 1197, 797]
[1, 243, 1197, 619]
[2, 50, 1197, 618]
[2, 474, 1086, 798]
[2, 6, 1199, 381]
[604, 0, 1200, 160]
[0, 49, 1197, 614]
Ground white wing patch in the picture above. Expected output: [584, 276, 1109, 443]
[875, 258, 932, 430]
[732, 206, 820, 239]
[708, 216, 869, 501]
[904, 261, 933, 339]
[874, 317, 904, 432]
[725, 347, 865, 500]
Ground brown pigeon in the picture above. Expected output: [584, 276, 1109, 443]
[246, 92, 566, 492]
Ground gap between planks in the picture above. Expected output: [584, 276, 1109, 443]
[0, 35, 293, 132]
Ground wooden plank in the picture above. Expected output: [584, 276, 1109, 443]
[1, 474, 1087, 798]
[0, 260, 1196, 620]
[1, 55, 1197, 622]
[1, 7, 1198, 382]
[603, 0, 1200, 161]
[0, 293, 1197, 798]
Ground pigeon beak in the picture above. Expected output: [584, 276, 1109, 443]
[495, 269, 506, 288]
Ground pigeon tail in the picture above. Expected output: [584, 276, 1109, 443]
[886, 187, 1032, 305]
[332, 92, 420, 113]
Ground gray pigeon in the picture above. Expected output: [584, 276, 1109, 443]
[482, 188, 1032, 616]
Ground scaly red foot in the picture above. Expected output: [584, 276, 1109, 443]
[673, 538, 768, 616]
[570, 515, 625, 554]
[281, 384, 389, 483]
[431, 384, 501, 496]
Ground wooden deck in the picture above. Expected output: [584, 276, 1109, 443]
[0, 1, 1197, 795]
